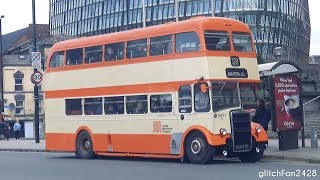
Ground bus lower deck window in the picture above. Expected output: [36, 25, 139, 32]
[66, 99, 82, 115]
[105, 96, 124, 114]
[126, 95, 148, 114]
[84, 98, 103, 115]
[150, 94, 172, 113]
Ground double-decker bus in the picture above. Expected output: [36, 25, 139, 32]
[45, 17, 268, 164]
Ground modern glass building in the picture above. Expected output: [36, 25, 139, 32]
[49, 0, 311, 63]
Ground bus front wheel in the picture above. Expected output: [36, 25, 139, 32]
[75, 131, 95, 159]
[185, 131, 214, 164]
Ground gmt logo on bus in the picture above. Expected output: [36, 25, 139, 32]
[226, 68, 248, 78]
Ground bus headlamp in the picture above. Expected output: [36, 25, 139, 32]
[255, 126, 262, 134]
[219, 128, 227, 136]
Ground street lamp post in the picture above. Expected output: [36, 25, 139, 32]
[273, 46, 284, 61]
[0, 15, 5, 120]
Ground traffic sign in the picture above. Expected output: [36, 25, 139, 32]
[31, 52, 42, 69]
[31, 71, 43, 84]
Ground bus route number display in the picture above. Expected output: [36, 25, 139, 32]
[226, 68, 248, 78]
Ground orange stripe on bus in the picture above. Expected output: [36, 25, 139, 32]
[45, 131, 230, 156]
[46, 133, 171, 154]
[45, 79, 260, 99]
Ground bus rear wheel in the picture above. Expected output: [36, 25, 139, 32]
[185, 131, 214, 164]
[75, 131, 95, 159]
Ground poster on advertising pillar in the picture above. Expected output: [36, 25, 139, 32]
[272, 74, 303, 131]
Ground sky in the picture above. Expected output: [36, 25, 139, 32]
[0, 0, 319, 55]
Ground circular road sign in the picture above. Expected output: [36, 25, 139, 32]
[31, 71, 43, 84]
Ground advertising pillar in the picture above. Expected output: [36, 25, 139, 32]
[270, 74, 303, 150]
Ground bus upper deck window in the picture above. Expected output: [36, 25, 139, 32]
[204, 31, 230, 51]
[85, 45, 103, 64]
[150, 35, 173, 56]
[66, 48, 83, 66]
[49, 51, 65, 68]
[232, 32, 253, 52]
[175, 32, 200, 53]
[105, 42, 124, 61]
[126, 39, 148, 59]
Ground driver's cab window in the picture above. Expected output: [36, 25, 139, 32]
[178, 85, 192, 113]
[194, 83, 210, 112]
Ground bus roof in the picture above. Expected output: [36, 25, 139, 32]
[50, 16, 251, 52]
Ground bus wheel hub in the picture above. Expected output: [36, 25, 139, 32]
[191, 139, 201, 154]
[84, 140, 91, 149]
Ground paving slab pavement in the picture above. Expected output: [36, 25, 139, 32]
[0, 138, 319, 163]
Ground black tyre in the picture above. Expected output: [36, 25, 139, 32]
[238, 143, 264, 163]
[75, 131, 95, 159]
[0, 133, 5, 140]
[185, 131, 214, 164]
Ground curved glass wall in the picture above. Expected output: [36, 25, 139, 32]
[49, 0, 310, 63]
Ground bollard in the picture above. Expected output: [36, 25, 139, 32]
[310, 126, 318, 148]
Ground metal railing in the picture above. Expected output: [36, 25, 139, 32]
[302, 95, 320, 147]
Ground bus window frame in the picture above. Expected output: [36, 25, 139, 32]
[175, 31, 201, 53]
[65, 48, 84, 66]
[231, 32, 254, 53]
[49, 51, 65, 68]
[150, 94, 173, 113]
[203, 30, 231, 51]
[84, 45, 103, 64]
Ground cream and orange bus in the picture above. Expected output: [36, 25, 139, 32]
[45, 17, 268, 164]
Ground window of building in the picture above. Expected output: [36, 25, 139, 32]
[194, 83, 210, 112]
[66, 99, 82, 115]
[204, 31, 231, 51]
[104, 96, 124, 114]
[126, 39, 148, 59]
[14, 78, 23, 91]
[176, 32, 200, 53]
[49, 51, 65, 68]
[84, 97, 102, 115]
[105, 42, 125, 61]
[232, 32, 253, 52]
[15, 100, 24, 115]
[150, 35, 173, 56]
[85, 45, 103, 63]
[179, 85, 192, 113]
[66, 48, 83, 66]
[126, 95, 147, 114]
[150, 94, 172, 113]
